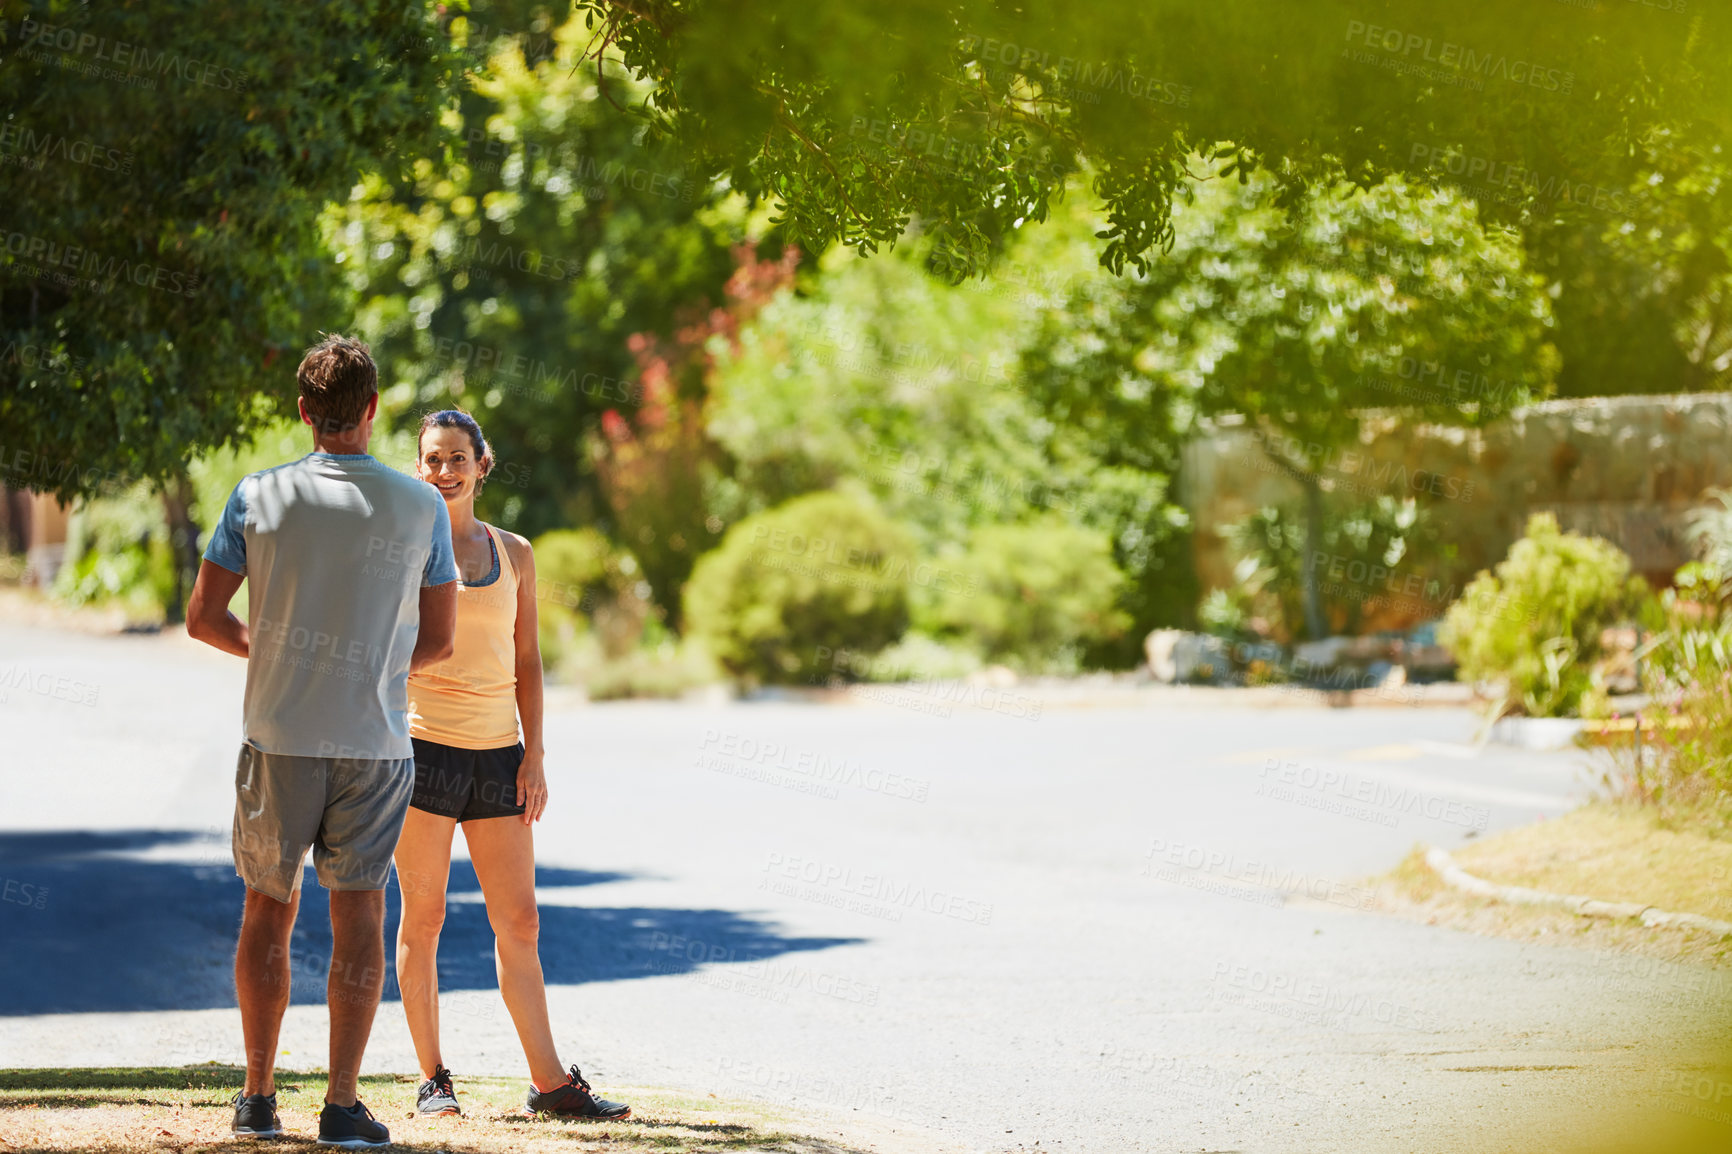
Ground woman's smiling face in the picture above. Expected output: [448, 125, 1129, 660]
[417, 425, 486, 502]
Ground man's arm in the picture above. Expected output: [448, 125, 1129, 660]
[410, 581, 456, 672]
[186, 560, 249, 658]
[413, 494, 459, 672]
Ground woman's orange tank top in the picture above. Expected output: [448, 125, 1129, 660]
[408, 523, 521, 749]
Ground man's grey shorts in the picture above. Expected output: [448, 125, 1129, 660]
[233, 743, 414, 903]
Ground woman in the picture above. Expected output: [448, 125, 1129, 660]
[395, 409, 629, 1121]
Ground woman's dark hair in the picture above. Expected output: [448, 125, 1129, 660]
[418, 409, 493, 486]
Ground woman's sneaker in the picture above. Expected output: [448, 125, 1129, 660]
[231, 1091, 283, 1138]
[525, 1066, 631, 1120]
[316, 1098, 390, 1147]
[416, 1065, 461, 1117]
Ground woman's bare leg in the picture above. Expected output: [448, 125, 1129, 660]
[393, 806, 458, 1080]
[462, 815, 564, 1089]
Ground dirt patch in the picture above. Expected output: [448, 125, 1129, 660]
[1374, 826, 1732, 970]
[0, 1067, 954, 1154]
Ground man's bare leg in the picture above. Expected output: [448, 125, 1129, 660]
[237, 886, 300, 1097]
[326, 889, 388, 1107]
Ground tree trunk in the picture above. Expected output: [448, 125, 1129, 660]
[1300, 473, 1327, 641]
[162, 473, 201, 625]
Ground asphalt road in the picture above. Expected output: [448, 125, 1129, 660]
[1, 619, 1726, 1153]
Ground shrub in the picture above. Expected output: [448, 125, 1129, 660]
[917, 516, 1129, 673]
[682, 491, 915, 684]
[1230, 495, 1445, 642]
[1622, 624, 1732, 838]
[53, 483, 177, 623]
[820, 631, 985, 684]
[1685, 488, 1732, 579]
[1440, 513, 1647, 718]
[1609, 514, 1732, 837]
[531, 528, 650, 668]
[558, 634, 725, 701]
[1197, 587, 1257, 642]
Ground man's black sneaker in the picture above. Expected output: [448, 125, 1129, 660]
[316, 1098, 390, 1147]
[231, 1090, 283, 1138]
[525, 1065, 630, 1120]
[416, 1065, 461, 1117]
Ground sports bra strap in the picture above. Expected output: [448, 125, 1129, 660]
[484, 523, 516, 584]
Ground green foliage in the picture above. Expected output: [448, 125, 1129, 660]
[1624, 670, 1732, 841]
[51, 484, 177, 621]
[556, 635, 723, 700]
[917, 517, 1129, 673]
[530, 527, 649, 666]
[1617, 496, 1732, 835]
[707, 194, 1194, 662]
[1512, 125, 1732, 399]
[16, 0, 1732, 688]
[1032, 167, 1558, 475]
[1068, 466, 1197, 660]
[1230, 496, 1446, 642]
[1, 0, 460, 499]
[706, 221, 1087, 538]
[1196, 588, 1253, 642]
[682, 491, 913, 684]
[535, 517, 722, 697]
[535, 527, 618, 594]
[1440, 513, 1646, 718]
[588, 245, 798, 625]
[328, 14, 742, 539]
[1685, 489, 1732, 581]
[845, 632, 984, 683]
[54, 543, 174, 621]
[10, 0, 1732, 505]
[1028, 164, 1557, 638]
[580, 1, 1729, 280]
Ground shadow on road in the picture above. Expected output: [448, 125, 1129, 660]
[0, 831, 862, 1015]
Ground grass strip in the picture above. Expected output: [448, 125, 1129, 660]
[0, 1065, 880, 1153]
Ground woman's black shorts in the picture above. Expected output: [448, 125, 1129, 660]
[409, 738, 526, 821]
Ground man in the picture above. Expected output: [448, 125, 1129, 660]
[187, 335, 458, 1147]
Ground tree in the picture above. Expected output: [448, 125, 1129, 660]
[1023, 165, 1558, 640]
[1406, 119, 1732, 400]
[1, 0, 459, 612]
[1552, 127, 1732, 396]
[328, 13, 744, 540]
[11, 0, 1730, 510]
[575, 0, 1732, 281]
[705, 193, 1194, 664]
[591, 242, 799, 622]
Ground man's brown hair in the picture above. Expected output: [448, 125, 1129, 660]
[297, 334, 378, 435]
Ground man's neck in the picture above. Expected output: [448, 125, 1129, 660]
[311, 437, 370, 456]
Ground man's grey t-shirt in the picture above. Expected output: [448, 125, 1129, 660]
[203, 452, 458, 759]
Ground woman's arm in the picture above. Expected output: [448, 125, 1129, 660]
[506, 532, 548, 823]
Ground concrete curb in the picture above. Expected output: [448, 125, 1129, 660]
[1486, 716, 1585, 751]
[1422, 846, 1732, 938]
[827, 679, 1478, 712]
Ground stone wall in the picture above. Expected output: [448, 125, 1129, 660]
[0, 487, 69, 586]
[1180, 393, 1732, 629]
